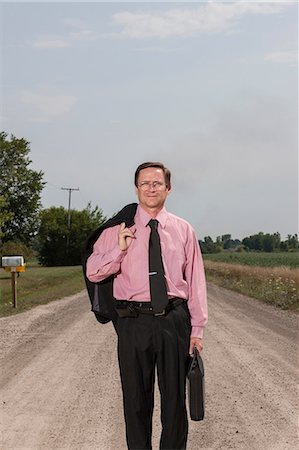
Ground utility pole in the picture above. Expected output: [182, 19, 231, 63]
[61, 187, 79, 253]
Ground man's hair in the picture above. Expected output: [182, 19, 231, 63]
[134, 162, 171, 189]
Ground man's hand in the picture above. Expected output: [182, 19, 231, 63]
[189, 337, 203, 355]
[118, 223, 136, 251]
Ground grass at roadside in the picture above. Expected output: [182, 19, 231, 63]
[0, 266, 85, 317]
[204, 260, 299, 310]
[1, 258, 298, 318]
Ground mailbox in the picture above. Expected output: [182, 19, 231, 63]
[1, 255, 26, 308]
[1, 256, 26, 273]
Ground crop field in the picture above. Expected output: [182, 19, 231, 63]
[203, 252, 299, 310]
[203, 251, 299, 268]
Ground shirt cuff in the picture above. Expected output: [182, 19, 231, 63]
[191, 326, 204, 339]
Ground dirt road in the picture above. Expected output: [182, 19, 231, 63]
[0, 284, 298, 450]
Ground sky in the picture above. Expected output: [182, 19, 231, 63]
[1, 1, 298, 240]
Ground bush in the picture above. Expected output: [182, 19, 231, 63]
[0, 241, 35, 261]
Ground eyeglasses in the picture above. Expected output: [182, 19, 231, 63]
[137, 181, 166, 190]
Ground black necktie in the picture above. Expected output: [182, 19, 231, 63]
[148, 219, 169, 312]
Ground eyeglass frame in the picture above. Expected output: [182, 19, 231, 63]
[137, 181, 167, 190]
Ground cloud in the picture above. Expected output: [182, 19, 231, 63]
[111, 2, 286, 39]
[30, 17, 97, 49]
[20, 91, 78, 117]
[264, 50, 298, 65]
[62, 18, 87, 29]
[32, 30, 97, 49]
[132, 46, 183, 53]
[26, 2, 290, 49]
[33, 38, 71, 49]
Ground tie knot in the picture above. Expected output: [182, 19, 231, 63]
[148, 219, 159, 231]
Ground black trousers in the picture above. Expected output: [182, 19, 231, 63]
[114, 302, 191, 450]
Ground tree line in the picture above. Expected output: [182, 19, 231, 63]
[199, 233, 298, 254]
[0, 132, 298, 266]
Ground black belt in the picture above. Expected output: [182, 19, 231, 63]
[115, 297, 185, 318]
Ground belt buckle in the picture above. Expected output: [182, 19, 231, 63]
[128, 304, 138, 317]
[154, 309, 166, 316]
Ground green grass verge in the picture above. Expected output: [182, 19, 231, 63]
[204, 260, 299, 310]
[203, 251, 299, 268]
[0, 266, 85, 317]
[1, 258, 298, 318]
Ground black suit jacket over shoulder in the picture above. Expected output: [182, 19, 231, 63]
[82, 203, 138, 324]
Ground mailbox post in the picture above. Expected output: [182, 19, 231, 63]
[1, 256, 26, 308]
[11, 268, 18, 308]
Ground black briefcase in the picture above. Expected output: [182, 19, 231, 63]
[187, 347, 205, 421]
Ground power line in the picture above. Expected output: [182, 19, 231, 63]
[61, 187, 79, 253]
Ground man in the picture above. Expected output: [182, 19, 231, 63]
[85, 162, 208, 450]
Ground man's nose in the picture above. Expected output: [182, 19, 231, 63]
[148, 183, 157, 191]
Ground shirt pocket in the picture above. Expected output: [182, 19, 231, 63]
[161, 239, 186, 274]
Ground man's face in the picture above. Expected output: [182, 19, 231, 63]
[135, 167, 170, 212]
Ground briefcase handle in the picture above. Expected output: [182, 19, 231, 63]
[189, 347, 204, 377]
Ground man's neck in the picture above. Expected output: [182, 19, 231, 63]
[139, 204, 164, 218]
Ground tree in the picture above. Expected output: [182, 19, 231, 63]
[221, 234, 242, 250]
[262, 233, 275, 252]
[36, 203, 106, 266]
[199, 236, 221, 254]
[0, 240, 34, 260]
[272, 232, 281, 250]
[243, 232, 282, 252]
[279, 241, 288, 251]
[0, 195, 13, 242]
[221, 234, 231, 246]
[287, 234, 299, 250]
[0, 132, 45, 244]
[243, 232, 264, 251]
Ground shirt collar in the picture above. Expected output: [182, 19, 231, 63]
[136, 205, 168, 229]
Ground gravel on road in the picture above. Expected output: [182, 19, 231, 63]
[0, 284, 298, 450]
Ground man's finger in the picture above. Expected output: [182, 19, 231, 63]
[122, 229, 135, 238]
[189, 338, 203, 355]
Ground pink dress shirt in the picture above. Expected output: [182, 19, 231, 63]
[86, 205, 208, 338]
